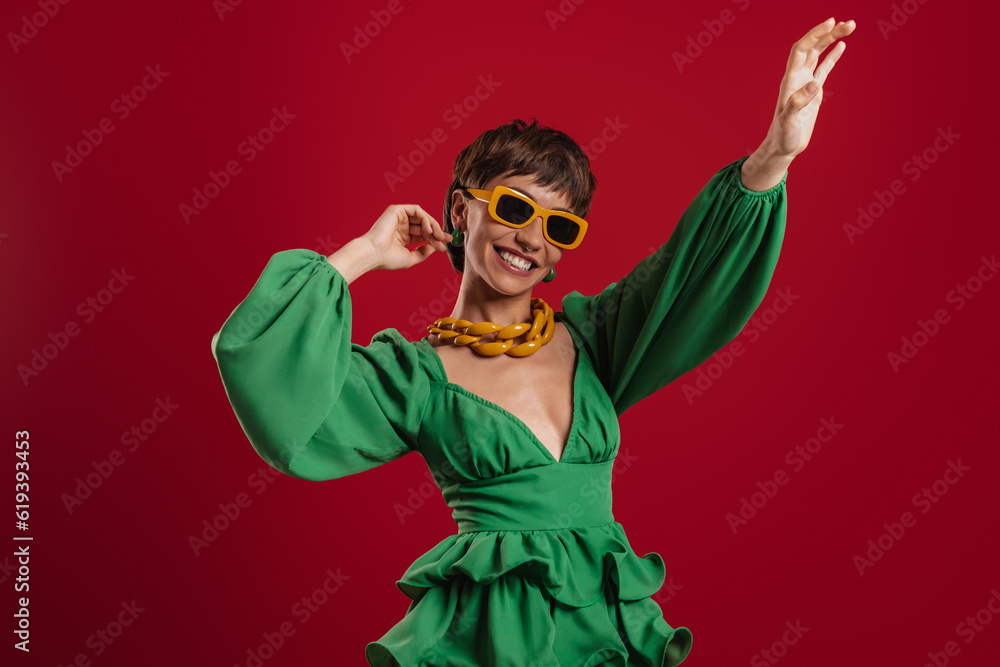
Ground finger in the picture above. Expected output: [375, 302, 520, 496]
[787, 81, 821, 113]
[814, 40, 846, 87]
[397, 204, 446, 245]
[806, 20, 856, 70]
[417, 229, 448, 252]
[405, 221, 445, 252]
[431, 220, 450, 245]
[391, 203, 447, 250]
[410, 241, 436, 266]
[407, 223, 423, 244]
[835, 19, 857, 37]
[394, 206, 417, 236]
[420, 213, 446, 250]
[395, 205, 420, 236]
[405, 225, 442, 251]
[411, 217, 446, 252]
[392, 204, 419, 231]
[401, 204, 439, 231]
[788, 18, 836, 72]
[421, 209, 449, 242]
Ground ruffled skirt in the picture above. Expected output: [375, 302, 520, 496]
[365, 522, 692, 666]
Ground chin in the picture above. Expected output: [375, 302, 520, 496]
[478, 267, 534, 297]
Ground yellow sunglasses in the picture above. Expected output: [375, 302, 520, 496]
[462, 185, 588, 250]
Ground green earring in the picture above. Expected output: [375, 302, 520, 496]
[542, 267, 555, 282]
[450, 227, 464, 247]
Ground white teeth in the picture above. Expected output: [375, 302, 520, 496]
[498, 249, 532, 271]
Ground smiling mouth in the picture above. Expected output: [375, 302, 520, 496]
[494, 246, 536, 271]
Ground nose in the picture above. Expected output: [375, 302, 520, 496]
[515, 215, 546, 250]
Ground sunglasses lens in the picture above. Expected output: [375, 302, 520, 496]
[547, 215, 581, 246]
[491, 190, 582, 247]
[495, 194, 534, 225]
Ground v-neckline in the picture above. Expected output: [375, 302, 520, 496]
[418, 315, 582, 464]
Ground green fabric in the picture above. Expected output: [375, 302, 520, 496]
[211, 155, 787, 666]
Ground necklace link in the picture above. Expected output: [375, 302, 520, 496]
[427, 298, 555, 357]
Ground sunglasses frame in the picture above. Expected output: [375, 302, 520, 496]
[462, 185, 588, 250]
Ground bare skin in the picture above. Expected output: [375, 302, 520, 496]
[427, 322, 578, 462]
[328, 18, 857, 462]
[741, 17, 857, 189]
[328, 175, 581, 461]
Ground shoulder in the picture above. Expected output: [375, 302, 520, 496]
[366, 327, 441, 382]
[368, 327, 420, 360]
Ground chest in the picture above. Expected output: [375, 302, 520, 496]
[429, 324, 578, 461]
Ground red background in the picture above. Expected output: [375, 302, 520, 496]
[5, 1, 999, 665]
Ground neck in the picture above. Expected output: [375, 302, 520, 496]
[448, 271, 535, 326]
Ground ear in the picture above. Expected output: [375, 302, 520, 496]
[450, 189, 470, 231]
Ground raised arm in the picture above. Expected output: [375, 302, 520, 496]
[741, 17, 857, 191]
[211, 205, 452, 480]
[559, 156, 786, 417]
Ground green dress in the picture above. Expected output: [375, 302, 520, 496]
[211, 155, 787, 666]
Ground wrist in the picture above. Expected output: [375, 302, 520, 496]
[741, 142, 793, 192]
[326, 237, 382, 285]
[353, 235, 383, 271]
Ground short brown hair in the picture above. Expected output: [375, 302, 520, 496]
[442, 118, 597, 274]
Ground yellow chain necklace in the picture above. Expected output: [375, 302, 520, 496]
[426, 298, 555, 357]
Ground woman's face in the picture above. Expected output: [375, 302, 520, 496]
[451, 172, 573, 296]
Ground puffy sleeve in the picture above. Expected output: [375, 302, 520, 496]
[210, 248, 426, 481]
[559, 155, 787, 417]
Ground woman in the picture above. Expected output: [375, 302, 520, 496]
[211, 18, 855, 666]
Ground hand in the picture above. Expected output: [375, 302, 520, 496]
[762, 17, 857, 160]
[362, 204, 451, 271]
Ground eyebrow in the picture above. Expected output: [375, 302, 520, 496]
[508, 186, 574, 214]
